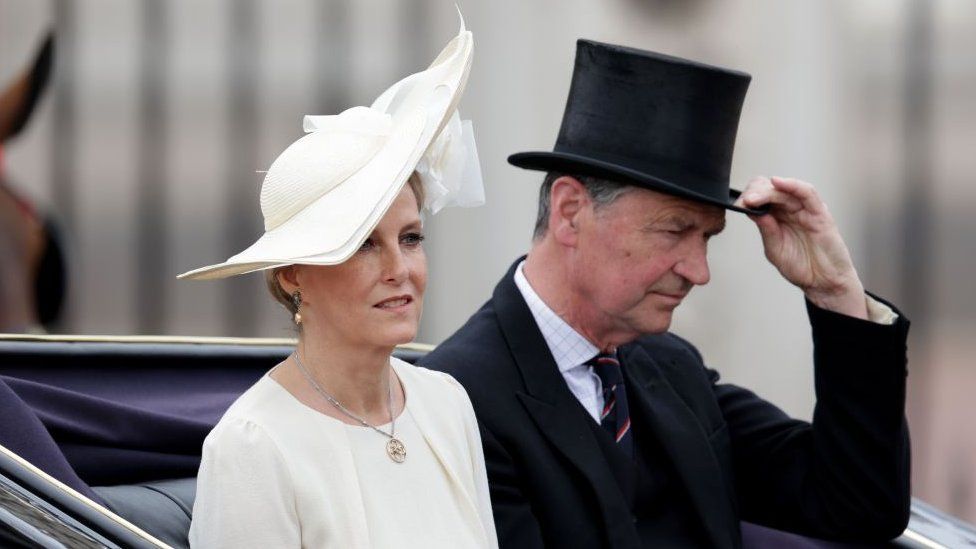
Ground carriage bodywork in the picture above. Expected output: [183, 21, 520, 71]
[0, 334, 972, 549]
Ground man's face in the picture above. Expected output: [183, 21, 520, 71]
[572, 187, 726, 344]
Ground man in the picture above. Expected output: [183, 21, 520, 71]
[419, 40, 910, 548]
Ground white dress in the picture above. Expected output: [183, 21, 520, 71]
[189, 357, 498, 549]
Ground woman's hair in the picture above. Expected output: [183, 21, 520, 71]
[265, 173, 426, 317]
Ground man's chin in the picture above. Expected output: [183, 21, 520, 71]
[639, 311, 674, 335]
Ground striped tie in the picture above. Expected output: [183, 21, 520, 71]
[587, 352, 633, 457]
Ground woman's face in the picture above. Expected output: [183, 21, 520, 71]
[289, 185, 426, 350]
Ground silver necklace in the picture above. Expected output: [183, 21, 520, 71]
[292, 352, 406, 463]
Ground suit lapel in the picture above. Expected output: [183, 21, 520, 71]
[620, 344, 738, 549]
[493, 260, 641, 549]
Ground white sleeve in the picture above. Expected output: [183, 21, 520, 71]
[449, 375, 500, 549]
[189, 418, 301, 549]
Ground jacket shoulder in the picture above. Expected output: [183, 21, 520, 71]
[419, 299, 525, 407]
[421, 300, 509, 372]
[625, 331, 722, 387]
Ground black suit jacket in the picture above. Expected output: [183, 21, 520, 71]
[419, 259, 911, 548]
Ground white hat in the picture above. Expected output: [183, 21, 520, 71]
[178, 18, 480, 281]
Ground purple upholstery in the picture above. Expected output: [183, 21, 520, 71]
[0, 341, 273, 488]
[0, 376, 103, 502]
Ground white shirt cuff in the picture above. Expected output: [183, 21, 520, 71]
[865, 295, 898, 325]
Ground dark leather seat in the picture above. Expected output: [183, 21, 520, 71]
[95, 478, 195, 549]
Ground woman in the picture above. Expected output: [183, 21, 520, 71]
[181, 21, 496, 548]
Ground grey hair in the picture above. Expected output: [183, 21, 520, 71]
[532, 172, 634, 239]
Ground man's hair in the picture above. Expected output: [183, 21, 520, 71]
[533, 172, 633, 239]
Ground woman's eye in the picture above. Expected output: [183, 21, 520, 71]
[401, 232, 425, 246]
[358, 239, 375, 252]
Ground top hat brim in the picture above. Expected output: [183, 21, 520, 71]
[508, 151, 767, 216]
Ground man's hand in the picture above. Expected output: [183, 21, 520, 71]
[735, 176, 868, 320]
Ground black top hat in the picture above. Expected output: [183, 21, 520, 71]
[509, 40, 761, 215]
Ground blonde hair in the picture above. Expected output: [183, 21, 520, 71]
[265, 173, 425, 316]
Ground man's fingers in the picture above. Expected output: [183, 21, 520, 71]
[752, 210, 778, 232]
[738, 176, 829, 219]
[738, 177, 772, 209]
[769, 177, 827, 216]
[741, 186, 803, 213]
[739, 176, 772, 196]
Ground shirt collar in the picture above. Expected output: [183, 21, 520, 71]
[513, 260, 599, 374]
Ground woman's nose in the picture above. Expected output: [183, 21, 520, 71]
[383, 247, 409, 284]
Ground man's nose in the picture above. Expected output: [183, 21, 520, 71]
[673, 241, 711, 286]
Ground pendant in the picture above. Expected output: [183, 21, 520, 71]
[386, 437, 407, 463]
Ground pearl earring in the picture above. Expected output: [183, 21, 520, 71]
[291, 290, 303, 325]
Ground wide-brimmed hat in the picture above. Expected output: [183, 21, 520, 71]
[179, 19, 477, 280]
[508, 40, 763, 215]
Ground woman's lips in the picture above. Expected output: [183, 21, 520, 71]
[375, 295, 413, 311]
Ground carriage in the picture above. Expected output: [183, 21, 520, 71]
[0, 334, 972, 548]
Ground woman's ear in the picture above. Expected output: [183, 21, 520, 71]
[277, 265, 301, 295]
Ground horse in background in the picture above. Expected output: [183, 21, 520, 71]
[0, 33, 65, 333]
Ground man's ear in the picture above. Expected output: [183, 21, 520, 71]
[549, 176, 588, 247]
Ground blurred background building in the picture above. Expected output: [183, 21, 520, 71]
[1, 0, 974, 525]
